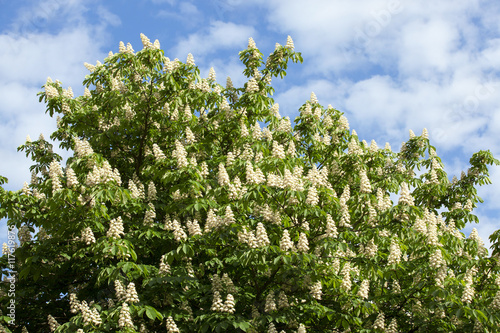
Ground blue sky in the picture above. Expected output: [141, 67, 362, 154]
[1, 0, 500, 249]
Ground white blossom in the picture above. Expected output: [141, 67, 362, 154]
[107, 216, 125, 239]
[373, 312, 385, 330]
[280, 230, 294, 252]
[388, 238, 401, 265]
[310, 281, 322, 300]
[357, 280, 370, 299]
[306, 185, 319, 206]
[166, 316, 180, 333]
[81, 227, 96, 245]
[118, 303, 133, 328]
[265, 292, 276, 312]
[297, 232, 309, 253]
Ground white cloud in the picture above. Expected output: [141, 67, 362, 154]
[170, 20, 256, 60]
[0, 0, 114, 192]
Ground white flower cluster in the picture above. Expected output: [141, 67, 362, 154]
[152, 143, 166, 160]
[256, 222, 270, 247]
[271, 141, 286, 159]
[265, 292, 276, 312]
[340, 262, 351, 291]
[429, 249, 444, 270]
[301, 104, 312, 117]
[469, 228, 485, 249]
[166, 316, 180, 332]
[384, 318, 399, 333]
[37, 227, 50, 241]
[372, 312, 385, 330]
[80, 301, 102, 326]
[426, 210, 439, 246]
[251, 121, 262, 139]
[277, 117, 293, 133]
[228, 176, 247, 200]
[398, 182, 414, 206]
[284, 168, 304, 191]
[211, 290, 236, 313]
[413, 217, 427, 234]
[339, 185, 351, 227]
[185, 126, 196, 144]
[266, 172, 283, 188]
[118, 303, 134, 328]
[2, 243, 9, 255]
[47, 314, 60, 332]
[238, 223, 270, 248]
[115, 280, 126, 301]
[22, 181, 31, 196]
[74, 138, 94, 157]
[376, 188, 392, 211]
[140, 33, 160, 50]
[143, 203, 156, 227]
[268, 322, 278, 333]
[204, 209, 222, 232]
[49, 160, 63, 193]
[81, 227, 96, 245]
[361, 239, 378, 258]
[44, 79, 59, 100]
[186, 53, 195, 66]
[218, 163, 230, 186]
[357, 280, 370, 299]
[491, 290, 500, 309]
[125, 282, 139, 303]
[273, 291, 288, 310]
[198, 161, 209, 178]
[461, 266, 477, 304]
[18, 225, 31, 245]
[392, 280, 401, 293]
[305, 165, 329, 188]
[310, 281, 322, 300]
[262, 127, 273, 141]
[147, 181, 157, 201]
[359, 170, 372, 193]
[246, 78, 259, 93]
[186, 219, 202, 236]
[223, 206, 235, 226]
[305, 185, 319, 206]
[107, 216, 124, 239]
[285, 35, 294, 50]
[461, 275, 475, 304]
[297, 232, 309, 253]
[66, 166, 78, 188]
[246, 162, 266, 185]
[86, 161, 121, 186]
[128, 178, 145, 199]
[426, 169, 439, 184]
[158, 254, 171, 275]
[69, 293, 80, 313]
[387, 238, 401, 265]
[280, 230, 294, 252]
[464, 199, 473, 211]
[348, 138, 363, 155]
[172, 219, 187, 241]
[173, 140, 188, 168]
[325, 214, 338, 238]
[109, 76, 127, 93]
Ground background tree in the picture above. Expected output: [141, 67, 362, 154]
[1, 34, 500, 332]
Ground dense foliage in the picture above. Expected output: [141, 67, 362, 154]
[1, 34, 500, 332]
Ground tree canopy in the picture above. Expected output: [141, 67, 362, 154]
[1, 34, 500, 332]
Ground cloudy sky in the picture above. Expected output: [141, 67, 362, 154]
[1, 0, 500, 249]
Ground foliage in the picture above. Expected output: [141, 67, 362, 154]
[1, 34, 500, 332]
